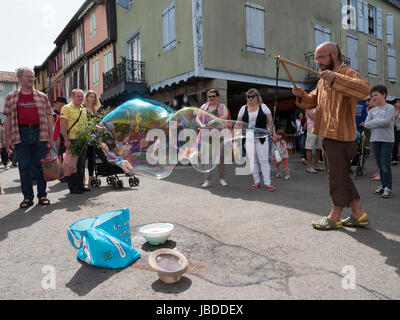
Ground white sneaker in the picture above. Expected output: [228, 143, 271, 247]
[275, 172, 283, 178]
[219, 179, 228, 187]
[381, 187, 392, 198]
[284, 175, 291, 180]
[201, 180, 211, 188]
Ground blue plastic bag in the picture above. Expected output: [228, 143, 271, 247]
[67, 208, 141, 269]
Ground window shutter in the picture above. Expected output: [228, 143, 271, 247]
[376, 8, 382, 40]
[368, 42, 377, 76]
[162, 2, 176, 52]
[347, 35, 358, 70]
[387, 13, 394, 45]
[162, 7, 169, 50]
[324, 27, 331, 42]
[104, 51, 112, 73]
[246, 1, 265, 54]
[341, 0, 347, 24]
[388, 48, 396, 81]
[363, 1, 368, 35]
[357, 0, 364, 32]
[315, 25, 325, 47]
[169, 3, 176, 48]
[116, 0, 129, 10]
[92, 59, 99, 87]
[89, 14, 93, 37]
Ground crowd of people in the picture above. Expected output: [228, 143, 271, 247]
[1, 41, 398, 231]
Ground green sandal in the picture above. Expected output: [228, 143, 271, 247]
[312, 217, 343, 230]
[342, 213, 370, 228]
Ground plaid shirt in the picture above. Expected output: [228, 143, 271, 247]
[3, 88, 53, 145]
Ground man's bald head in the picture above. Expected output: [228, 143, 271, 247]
[315, 42, 343, 71]
[316, 42, 338, 54]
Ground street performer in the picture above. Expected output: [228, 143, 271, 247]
[292, 42, 371, 230]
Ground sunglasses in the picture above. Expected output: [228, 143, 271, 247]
[208, 95, 217, 98]
[247, 95, 257, 99]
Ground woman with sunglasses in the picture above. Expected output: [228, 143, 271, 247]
[196, 89, 229, 188]
[235, 88, 276, 191]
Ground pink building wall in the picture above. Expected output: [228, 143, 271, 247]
[84, 4, 114, 98]
[84, 5, 108, 53]
[89, 44, 114, 98]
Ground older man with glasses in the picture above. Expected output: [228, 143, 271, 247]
[3, 67, 53, 208]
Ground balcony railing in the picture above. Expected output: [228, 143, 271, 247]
[304, 52, 351, 79]
[103, 57, 145, 91]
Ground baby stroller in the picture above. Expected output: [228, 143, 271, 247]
[351, 130, 369, 178]
[91, 147, 140, 189]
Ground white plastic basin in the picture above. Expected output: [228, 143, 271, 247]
[139, 223, 174, 245]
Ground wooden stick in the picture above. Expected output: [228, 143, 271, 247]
[279, 60, 297, 88]
[275, 56, 319, 75]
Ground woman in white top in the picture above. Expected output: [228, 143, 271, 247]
[235, 88, 276, 191]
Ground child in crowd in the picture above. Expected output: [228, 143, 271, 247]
[274, 129, 291, 180]
[364, 85, 395, 199]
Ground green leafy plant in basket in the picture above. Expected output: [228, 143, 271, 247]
[70, 107, 112, 156]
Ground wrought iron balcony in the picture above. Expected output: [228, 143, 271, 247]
[304, 52, 351, 80]
[103, 57, 145, 91]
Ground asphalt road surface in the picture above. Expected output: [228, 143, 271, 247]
[0, 157, 399, 300]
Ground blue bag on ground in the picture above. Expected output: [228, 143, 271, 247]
[67, 208, 141, 269]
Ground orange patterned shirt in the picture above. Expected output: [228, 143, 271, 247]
[295, 64, 370, 142]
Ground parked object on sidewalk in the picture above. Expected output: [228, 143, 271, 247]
[62, 149, 78, 177]
[139, 223, 174, 245]
[92, 146, 139, 189]
[41, 148, 64, 181]
[67, 208, 141, 269]
[149, 248, 189, 284]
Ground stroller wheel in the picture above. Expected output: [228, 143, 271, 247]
[129, 178, 134, 187]
[112, 180, 118, 189]
[134, 177, 140, 186]
[96, 179, 101, 186]
[107, 176, 112, 185]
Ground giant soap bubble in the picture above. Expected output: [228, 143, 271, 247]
[98, 98, 270, 179]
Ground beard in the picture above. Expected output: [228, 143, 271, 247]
[319, 54, 335, 71]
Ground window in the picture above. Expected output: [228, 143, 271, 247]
[367, 42, 377, 77]
[90, 12, 96, 37]
[387, 13, 394, 45]
[315, 25, 331, 47]
[104, 50, 113, 73]
[92, 58, 99, 87]
[79, 66, 85, 90]
[341, 0, 356, 29]
[128, 35, 142, 82]
[388, 49, 396, 82]
[246, 1, 265, 54]
[355, 1, 382, 39]
[67, 33, 76, 52]
[367, 5, 375, 36]
[129, 35, 141, 61]
[72, 71, 78, 89]
[347, 34, 358, 70]
[162, 2, 176, 52]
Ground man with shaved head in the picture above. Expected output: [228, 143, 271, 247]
[292, 42, 371, 230]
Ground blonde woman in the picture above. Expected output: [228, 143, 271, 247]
[83, 90, 101, 186]
[235, 88, 276, 191]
